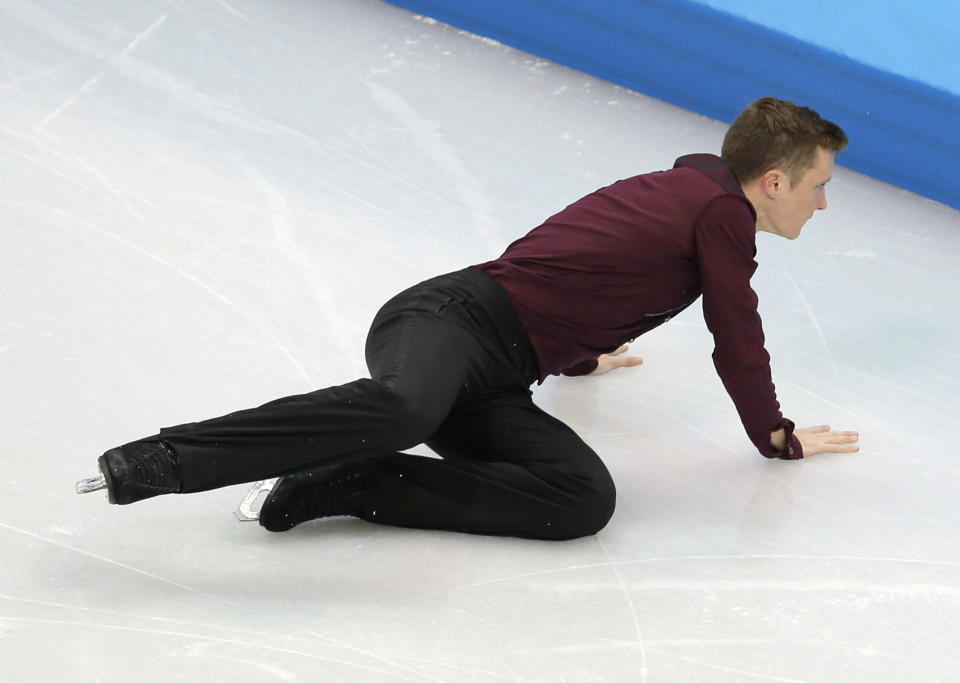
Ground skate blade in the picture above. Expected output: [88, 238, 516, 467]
[234, 478, 278, 521]
[76, 473, 107, 495]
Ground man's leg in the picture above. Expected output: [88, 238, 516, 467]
[265, 392, 616, 540]
[155, 376, 442, 493]
[160, 294, 502, 492]
[91, 268, 535, 501]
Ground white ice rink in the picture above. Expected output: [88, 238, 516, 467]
[2, 1, 959, 681]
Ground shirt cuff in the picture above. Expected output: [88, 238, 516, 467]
[771, 419, 804, 460]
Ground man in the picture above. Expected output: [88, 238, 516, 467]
[77, 97, 859, 540]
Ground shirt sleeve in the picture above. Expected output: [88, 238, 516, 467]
[561, 358, 600, 377]
[695, 195, 803, 460]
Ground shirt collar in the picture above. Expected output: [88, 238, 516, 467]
[673, 154, 747, 199]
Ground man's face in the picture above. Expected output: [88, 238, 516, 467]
[769, 147, 835, 239]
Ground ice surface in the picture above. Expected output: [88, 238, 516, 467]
[2, 0, 959, 680]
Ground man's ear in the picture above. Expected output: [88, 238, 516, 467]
[759, 169, 785, 198]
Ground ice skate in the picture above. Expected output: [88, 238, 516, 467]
[257, 464, 366, 532]
[233, 478, 279, 521]
[76, 440, 181, 505]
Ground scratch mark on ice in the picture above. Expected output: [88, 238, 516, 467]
[0, 617, 415, 678]
[63, 210, 318, 385]
[37, 14, 168, 130]
[781, 261, 849, 397]
[364, 80, 505, 254]
[644, 647, 809, 682]
[0, 521, 436, 681]
[598, 537, 648, 681]
[433, 553, 960, 597]
[232, 158, 354, 360]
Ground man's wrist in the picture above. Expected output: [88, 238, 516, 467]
[770, 427, 787, 451]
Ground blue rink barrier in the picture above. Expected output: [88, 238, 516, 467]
[384, 0, 960, 211]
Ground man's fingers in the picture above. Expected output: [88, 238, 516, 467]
[825, 432, 860, 453]
[807, 441, 860, 456]
[826, 431, 859, 443]
[601, 345, 643, 370]
[796, 426, 860, 456]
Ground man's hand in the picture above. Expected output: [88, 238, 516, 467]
[588, 344, 644, 376]
[795, 425, 860, 456]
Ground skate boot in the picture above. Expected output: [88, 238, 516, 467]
[76, 440, 181, 505]
[258, 463, 367, 532]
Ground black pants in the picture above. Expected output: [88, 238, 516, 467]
[157, 268, 615, 540]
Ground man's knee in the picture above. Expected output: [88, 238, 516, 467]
[571, 469, 617, 537]
[543, 466, 616, 540]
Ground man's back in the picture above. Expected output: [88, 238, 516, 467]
[477, 154, 756, 380]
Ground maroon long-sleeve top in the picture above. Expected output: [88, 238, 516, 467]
[475, 154, 802, 459]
